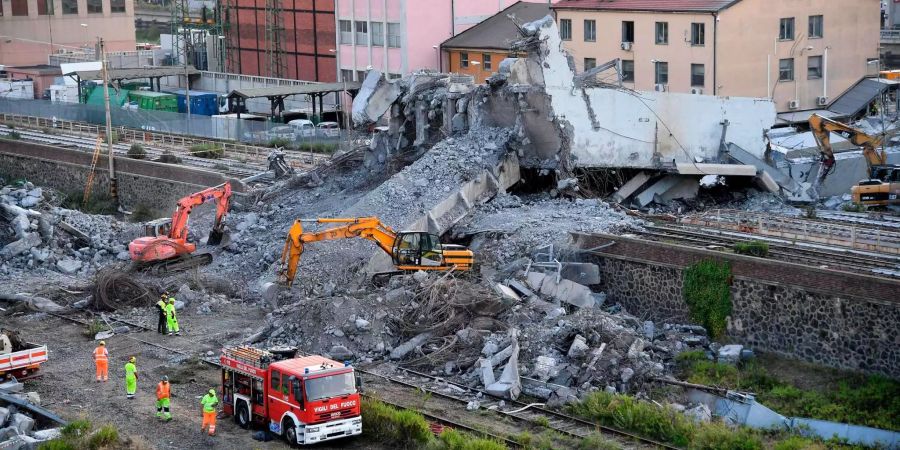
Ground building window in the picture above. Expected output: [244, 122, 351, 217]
[691, 64, 705, 87]
[807, 55, 822, 79]
[482, 54, 492, 71]
[621, 60, 634, 82]
[584, 20, 596, 42]
[779, 17, 794, 40]
[62, 0, 77, 14]
[655, 61, 668, 84]
[110, 0, 124, 13]
[559, 19, 572, 41]
[779, 58, 794, 81]
[387, 23, 401, 48]
[11, 0, 28, 15]
[355, 21, 368, 45]
[584, 58, 596, 71]
[38, 0, 54, 15]
[87, 0, 102, 14]
[356, 70, 367, 81]
[340, 69, 353, 82]
[460, 52, 469, 68]
[808, 15, 823, 38]
[339, 20, 352, 44]
[691, 23, 705, 46]
[655, 22, 668, 44]
[622, 21, 634, 43]
[371, 22, 384, 46]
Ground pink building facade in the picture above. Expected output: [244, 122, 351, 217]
[334, 0, 551, 82]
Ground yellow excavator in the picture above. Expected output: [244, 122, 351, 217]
[809, 114, 899, 207]
[277, 217, 474, 286]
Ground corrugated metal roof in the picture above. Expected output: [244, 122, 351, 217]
[551, 0, 742, 13]
[442, 1, 552, 50]
[227, 82, 362, 99]
[828, 78, 889, 117]
[65, 66, 200, 81]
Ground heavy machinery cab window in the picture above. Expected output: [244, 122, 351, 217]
[292, 378, 304, 408]
[420, 233, 443, 266]
[270, 370, 281, 392]
[395, 232, 443, 266]
[305, 373, 356, 401]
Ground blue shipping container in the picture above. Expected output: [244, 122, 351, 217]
[165, 89, 221, 116]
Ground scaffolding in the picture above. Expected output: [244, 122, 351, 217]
[170, 0, 220, 69]
[265, 0, 287, 79]
[217, 0, 239, 73]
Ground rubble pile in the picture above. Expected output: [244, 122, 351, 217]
[0, 379, 63, 450]
[0, 180, 140, 283]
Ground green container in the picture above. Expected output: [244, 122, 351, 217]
[127, 91, 178, 112]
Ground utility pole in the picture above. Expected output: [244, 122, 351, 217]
[184, 60, 191, 131]
[100, 38, 119, 208]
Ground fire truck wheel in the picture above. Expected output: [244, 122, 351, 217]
[283, 418, 299, 448]
[235, 401, 250, 429]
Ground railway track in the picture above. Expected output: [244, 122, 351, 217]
[640, 224, 900, 278]
[0, 126, 266, 180]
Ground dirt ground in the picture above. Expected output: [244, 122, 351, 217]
[5, 302, 384, 450]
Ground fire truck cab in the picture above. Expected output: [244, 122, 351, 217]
[220, 346, 362, 445]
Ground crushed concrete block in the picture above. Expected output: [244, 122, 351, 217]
[32, 428, 62, 441]
[390, 332, 431, 360]
[0, 427, 18, 442]
[756, 170, 781, 194]
[25, 392, 40, 405]
[533, 355, 559, 381]
[643, 321, 656, 340]
[352, 70, 403, 126]
[479, 358, 495, 387]
[718, 344, 744, 364]
[612, 171, 652, 203]
[0, 406, 9, 425]
[489, 345, 514, 367]
[531, 272, 595, 308]
[493, 284, 521, 304]
[0, 233, 41, 260]
[567, 335, 589, 359]
[506, 280, 534, 298]
[482, 342, 499, 357]
[485, 330, 521, 400]
[559, 263, 600, 285]
[627, 338, 646, 359]
[329, 345, 353, 361]
[684, 403, 712, 423]
[354, 318, 371, 331]
[9, 413, 35, 434]
[55, 258, 83, 274]
[634, 176, 682, 207]
[620, 367, 635, 383]
[546, 386, 577, 408]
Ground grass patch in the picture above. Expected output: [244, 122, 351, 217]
[430, 429, 506, 450]
[841, 202, 866, 212]
[682, 260, 732, 339]
[189, 143, 225, 159]
[733, 240, 769, 257]
[82, 319, 105, 338]
[127, 143, 146, 159]
[62, 190, 118, 215]
[299, 142, 338, 154]
[576, 433, 622, 450]
[267, 137, 294, 149]
[41, 419, 122, 450]
[691, 422, 763, 450]
[567, 391, 695, 447]
[677, 356, 900, 431]
[6, 131, 21, 140]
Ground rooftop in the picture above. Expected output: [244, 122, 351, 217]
[65, 66, 200, 81]
[7, 64, 61, 74]
[226, 82, 362, 100]
[442, 1, 552, 51]
[550, 0, 742, 13]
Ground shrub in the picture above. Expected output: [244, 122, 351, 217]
[37, 441, 76, 450]
[127, 143, 146, 159]
[433, 429, 506, 450]
[82, 319, 105, 338]
[86, 425, 119, 449]
[157, 151, 182, 164]
[299, 142, 338, 154]
[841, 202, 865, 212]
[7, 131, 21, 140]
[267, 138, 294, 149]
[568, 391, 694, 447]
[577, 433, 622, 450]
[361, 398, 433, 449]
[189, 143, 225, 159]
[61, 419, 92, 438]
[689, 422, 763, 450]
[733, 240, 769, 257]
[682, 260, 732, 339]
[774, 436, 828, 450]
[62, 190, 118, 215]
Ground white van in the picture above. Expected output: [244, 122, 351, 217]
[288, 119, 316, 138]
[317, 121, 341, 138]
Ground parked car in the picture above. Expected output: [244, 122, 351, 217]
[316, 121, 341, 138]
[288, 119, 316, 138]
[267, 125, 296, 141]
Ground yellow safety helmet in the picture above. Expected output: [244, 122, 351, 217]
[208, 388, 215, 395]
[130, 356, 136, 363]
[168, 298, 175, 303]
[99, 341, 105, 346]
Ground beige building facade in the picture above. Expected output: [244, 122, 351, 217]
[552, 0, 880, 112]
[0, 0, 136, 66]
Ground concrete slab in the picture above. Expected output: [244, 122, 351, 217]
[611, 171, 652, 203]
[675, 163, 758, 176]
[756, 170, 780, 193]
[725, 143, 800, 192]
[634, 176, 681, 207]
[658, 177, 700, 204]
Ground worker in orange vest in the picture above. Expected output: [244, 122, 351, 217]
[156, 375, 172, 421]
[93, 341, 109, 382]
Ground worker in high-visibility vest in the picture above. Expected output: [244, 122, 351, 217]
[156, 375, 172, 421]
[200, 388, 219, 436]
[156, 294, 169, 334]
[165, 298, 181, 336]
[124, 356, 138, 399]
[93, 341, 109, 382]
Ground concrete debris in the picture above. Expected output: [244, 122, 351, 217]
[684, 403, 712, 423]
[718, 344, 745, 364]
[566, 335, 589, 359]
[389, 332, 432, 360]
[484, 329, 521, 400]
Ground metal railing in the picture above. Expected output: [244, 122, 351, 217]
[881, 29, 900, 42]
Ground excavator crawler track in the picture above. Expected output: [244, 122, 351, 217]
[133, 253, 214, 276]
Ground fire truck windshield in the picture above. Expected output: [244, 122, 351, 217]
[305, 372, 356, 401]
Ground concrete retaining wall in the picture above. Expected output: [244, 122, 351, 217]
[0, 140, 247, 211]
[573, 233, 900, 378]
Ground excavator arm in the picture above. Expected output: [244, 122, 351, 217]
[169, 182, 232, 245]
[278, 217, 398, 286]
[809, 114, 887, 186]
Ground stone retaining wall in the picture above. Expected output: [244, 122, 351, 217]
[577, 233, 900, 378]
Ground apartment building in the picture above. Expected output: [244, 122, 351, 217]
[442, 1, 550, 83]
[335, 0, 551, 82]
[0, 0, 135, 66]
[225, 0, 336, 81]
[552, 0, 880, 112]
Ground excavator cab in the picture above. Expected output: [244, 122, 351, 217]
[392, 232, 444, 267]
[144, 218, 173, 238]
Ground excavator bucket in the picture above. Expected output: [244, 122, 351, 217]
[207, 228, 230, 246]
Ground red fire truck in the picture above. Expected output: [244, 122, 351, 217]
[220, 346, 362, 445]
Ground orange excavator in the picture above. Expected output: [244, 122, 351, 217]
[809, 114, 899, 207]
[277, 217, 474, 286]
[128, 182, 232, 274]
